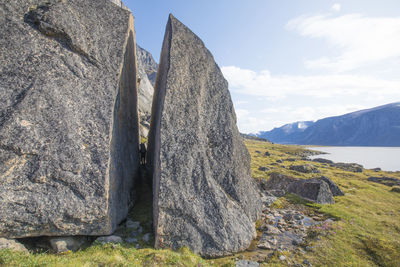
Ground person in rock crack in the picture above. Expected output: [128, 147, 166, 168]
[139, 143, 147, 165]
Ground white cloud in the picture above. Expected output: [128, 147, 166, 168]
[222, 65, 400, 99]
[287, 14, 400, 72]
[223, 65, 400, 133]
[331, 3, 341, 12]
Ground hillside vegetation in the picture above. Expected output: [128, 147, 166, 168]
[1, 140, 399, 266]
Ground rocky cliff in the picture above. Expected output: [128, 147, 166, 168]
[0, 0, 139, 237]
[136, 45, 157, 138]
[147, 14, 261, 257]
[256, 103, 400, 146]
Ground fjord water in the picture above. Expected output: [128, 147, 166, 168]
[308, 146, 400, 172]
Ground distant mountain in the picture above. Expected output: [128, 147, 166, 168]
[136, 44, 158, 86]
[255, 103, 400, 146]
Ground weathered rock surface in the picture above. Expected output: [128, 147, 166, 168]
[147, 14, 261, 257]
[48, 236, 88, 253]
[136, 45, 157, 138]
[0, 238, 28, 253]
[288, 179, 334, 204]
[136, 44, 158, 87]
[330, 162, 363, 173]
[289, 164, 320, 173]
[368, 177, 400, 187]
[261, 173, 339, 204]
[0, 0, 139, 237]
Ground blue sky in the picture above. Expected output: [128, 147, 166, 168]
[124, 0, 400, 133]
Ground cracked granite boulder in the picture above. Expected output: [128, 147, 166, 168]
[147, 14, 261, 257]
[0, 0, 139, 237]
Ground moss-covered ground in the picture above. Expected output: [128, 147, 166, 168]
[1, 139, 399, 266]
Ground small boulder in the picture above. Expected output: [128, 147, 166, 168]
[48, 236, 88, 253]
[312, 158, 333, 164]
[331, 163, 363, 172]
[368, 177, 400, 187]
[371, 168, 381, 172]
[289, 164, 319, 173]
[258, 166, 270, 172]
[286, 158, 297, 162]
[276, 159, 283, 163]
[0, 237, 28, 253]
[264, 152, 271, 156]
[391, 186, 400, 193]
[288, 179, 334, 204]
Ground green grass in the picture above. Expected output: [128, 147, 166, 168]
[245, 140, 400, 267]
[1, 139, 399, 266]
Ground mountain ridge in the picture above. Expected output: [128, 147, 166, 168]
[255, 102, 400, 146]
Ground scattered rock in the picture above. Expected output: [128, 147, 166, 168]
[146, 14, 261, 257]
[289, 164, 320, 173]
[264, 152, 271, 157]
[48, 237, 87, 253]
[255, 151, 261, 154]
[391, 186, 400, 193]
[279, 255, 286, 261]
[258, 166, 270, 172]
[303, 259, 312, 266]
[0, 237, 28, 253]
[368, 177, 400, 187]
[235, 260, 260, 267]
[312, 158, 333, 164]
[331, 163, 363, 172]
[276, 159, 284, 163]
[286, 158, 297, 162]
[371, 168, 381, 172]
[96, 235, 123, 244]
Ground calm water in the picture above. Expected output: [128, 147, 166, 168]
[308, 146, 400, 172]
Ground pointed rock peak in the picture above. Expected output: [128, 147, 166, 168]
[147, 15, 261, 257]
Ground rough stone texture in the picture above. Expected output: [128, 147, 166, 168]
[48, 236, 88, 253]
[262, 173, 338, 204]
[136, 45, 156, 138]
[331, 162, 363, 173]
[289, 164, 320, 173]
[368, 176, 400, 187]
[0, 238, 28, 253]
[312, 158, 333, 164]
[288, 179, 334, 204]
[147, 14, 261, 257]
[320, 176, 344, 196]
[0, 0, 139, 237]
[136, 44, 158, 87]
[108, 0, 130, 11]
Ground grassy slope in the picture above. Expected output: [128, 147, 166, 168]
[1, 140, 399, 266]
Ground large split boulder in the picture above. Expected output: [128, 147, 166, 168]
[147, 14, 261, 257]
[0, 0, 139, 237]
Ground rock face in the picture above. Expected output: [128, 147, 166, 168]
[136, 44, 158, 87]
[136, 45, 157, 138]
[0, 0, 139, 237]
[147, 14, 261, 257]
